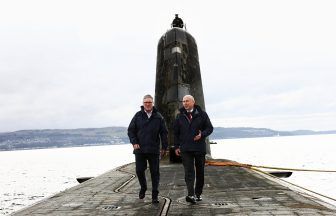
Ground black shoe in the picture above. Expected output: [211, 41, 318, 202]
[152, 198, 159, 204]
[139, 189, 146, 199]
[185, 196, 196, 204]
[196, 195, 202, 201]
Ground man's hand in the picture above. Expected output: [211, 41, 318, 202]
[175, 148, 181, 156]
[133, 144, 140, 149]
[194, 130, 202, 141]
[160, 149, 168, 158]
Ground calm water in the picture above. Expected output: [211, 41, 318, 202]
[1, 134, 336, 215]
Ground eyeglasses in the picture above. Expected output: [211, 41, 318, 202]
[143, 102, 153, 104]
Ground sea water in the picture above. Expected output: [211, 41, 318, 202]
[211, 134, 336, 206]
[1, 134, 336, 215]
[0, 145, 134, 215]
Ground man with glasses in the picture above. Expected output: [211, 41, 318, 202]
[174, 95, 213, 204]
[127, 94, 168, 204]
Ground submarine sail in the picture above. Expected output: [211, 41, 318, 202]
[155, 14, 210, 161]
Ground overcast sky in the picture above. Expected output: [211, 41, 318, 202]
[1, 0, 336, 132]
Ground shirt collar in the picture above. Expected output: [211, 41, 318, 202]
[187, 108, 193, 113]
[145, 110, 153, 118]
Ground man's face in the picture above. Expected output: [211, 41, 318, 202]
[143, 98, 154, 112]
[182, 97, 195, 111]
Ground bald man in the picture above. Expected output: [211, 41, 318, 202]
[174, 95, 213, 204]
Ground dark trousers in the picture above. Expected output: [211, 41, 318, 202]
[135, 153, 160, 199]
[181, 151, 205, 196]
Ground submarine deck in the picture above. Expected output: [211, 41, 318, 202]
[12, 160, 336, 215]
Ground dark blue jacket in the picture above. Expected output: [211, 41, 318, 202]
[128, 106, 168, 154]
[174, 105, 213, 153]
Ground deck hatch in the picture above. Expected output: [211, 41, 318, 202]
[102, 205, 121, 210]
[212, 202, 229, 206]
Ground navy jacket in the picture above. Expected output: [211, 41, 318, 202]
[128, 106, 168, 154]
[174, 105, 213, 153]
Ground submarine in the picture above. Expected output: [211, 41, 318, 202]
[12, 15, 336, 216]
[155, 14, 211, 161]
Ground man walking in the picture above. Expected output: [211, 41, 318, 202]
[128, 94, 168, 204]
[174, 95, 213, 204]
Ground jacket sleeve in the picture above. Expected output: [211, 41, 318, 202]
[127, 113, 139, 145]
[160, 117, 168, 150]
[201, 112, 213, 138]
[173, 115, 180, 149]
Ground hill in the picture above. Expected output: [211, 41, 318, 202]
[0, 127, 127, 151]
[1, 127, 335, 151]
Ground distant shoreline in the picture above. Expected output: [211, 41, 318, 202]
[1, 126, 336, 151]
[0, 142, 127, 152]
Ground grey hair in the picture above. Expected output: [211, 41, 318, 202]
[183, 94, 195, 102]
[143, 94, 154, 101]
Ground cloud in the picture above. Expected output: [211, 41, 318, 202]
[1, 0, 336, 132]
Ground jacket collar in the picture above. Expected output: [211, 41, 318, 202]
[179, 104, 203, 115]
[141, 106, 158, 114]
